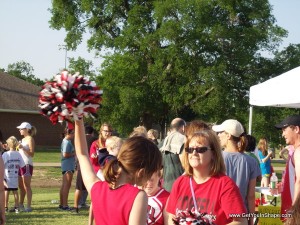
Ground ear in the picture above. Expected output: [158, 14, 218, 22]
[226, 133, 231, 140]
[137, 168, 145, 178]
[295, 126, 300, 134]
[134, 168, 146, 186]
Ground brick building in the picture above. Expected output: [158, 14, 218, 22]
[0, 72, 64, 146]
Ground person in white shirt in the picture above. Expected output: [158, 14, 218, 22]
[2, 136, 25, 213]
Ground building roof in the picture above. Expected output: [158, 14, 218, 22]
[0, 72, 41, 112]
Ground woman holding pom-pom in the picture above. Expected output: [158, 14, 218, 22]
[166, 130, 247, 225]
[74, 119, 162, 225]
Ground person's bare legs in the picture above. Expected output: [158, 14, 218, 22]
[61, 171, 73, 207]
[4, 191, 9, 209]
[74, 189, 81, 208]
[18, 176, 25, 208]
[23, 176, 32, 209]
[12, 190, 19, 208]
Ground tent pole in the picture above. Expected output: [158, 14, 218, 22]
[249, 106, 253, 134]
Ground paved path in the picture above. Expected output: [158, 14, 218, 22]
[34, 162, 61, 167]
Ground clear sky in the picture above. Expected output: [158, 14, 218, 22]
[0, 0, 299, 80]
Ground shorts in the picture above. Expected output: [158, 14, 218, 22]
[5, 188, 18, 191]
[19, 164, 33, 177]
[62, 170, 74, 175]
[76, 170, 86, 191]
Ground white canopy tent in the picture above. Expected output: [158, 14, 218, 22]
[248, 66, 300, 134]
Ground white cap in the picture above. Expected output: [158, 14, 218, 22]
[212, 119, 244, 137]
[16, 122, 32, 130]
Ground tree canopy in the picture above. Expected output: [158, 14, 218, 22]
[49, 0, 299, 139]
[6, 61, 44, 86]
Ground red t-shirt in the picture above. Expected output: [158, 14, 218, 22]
[91, 181, 140, 225]
[166, 174, 246, 225]
[147, 188, 170, 225]
[89, 140, 103, 173]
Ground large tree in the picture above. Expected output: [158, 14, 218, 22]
[50, 0, 287, 135]
[7, 61, 44, 86]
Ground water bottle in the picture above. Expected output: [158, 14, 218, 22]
[270, 172, 278, 195]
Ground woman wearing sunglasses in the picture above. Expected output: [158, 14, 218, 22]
[166, 130, 247, 225]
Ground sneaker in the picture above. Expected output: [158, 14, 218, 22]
[70, 207, 79, 213]
[78, 203, 89, 209]
[8, 208, 15, 213]
[9, 207, 19, 213]
[24, 207, 32, 212]
[19, 204, 25, 212]
[60, 206, 71, 211]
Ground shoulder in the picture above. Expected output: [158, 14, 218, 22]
[243, 153, 256, 162]
[91, 140, 98, 148]
[213, 174, 241, 192]
[213, 173, 233, 182]
[162, 188, 170, 196]
[172, 131, 185, 140]
[156, 188, 170, 198]
[172, 175, 189, 190]
[25, 136, 34, 143]
[294, 148, 300, 162]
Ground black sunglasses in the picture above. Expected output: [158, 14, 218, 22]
[185, 146, 210, 154]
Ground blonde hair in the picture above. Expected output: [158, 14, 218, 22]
[106, 136, 123, 152]
[28, 126, 37, 137]
[97, 122, 113, 148]
[183, 130, 226, 177]
[129, 126, 147, 138]
[147, 129, 159, 139]
[257, 138, 268, 156]
[6, 136, 19, 150]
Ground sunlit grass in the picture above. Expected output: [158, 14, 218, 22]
[5, 187, 90, 225]
[34, 147, 61, 163]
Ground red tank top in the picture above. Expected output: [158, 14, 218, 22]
[91, 181, 140, 225]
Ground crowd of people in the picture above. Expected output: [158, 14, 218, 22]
[1, 115, 300, 225]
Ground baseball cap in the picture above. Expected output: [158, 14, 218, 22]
[16, 122, 32, 130]
[212, 119, 244, 137]
[275, 115, 300, 129]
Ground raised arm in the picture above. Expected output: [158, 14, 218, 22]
[74, 120, 99, 193]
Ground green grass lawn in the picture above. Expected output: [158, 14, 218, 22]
[5, 165, 89, 225]
[34, 147, 61, 163]
[5, 188, 90, 225]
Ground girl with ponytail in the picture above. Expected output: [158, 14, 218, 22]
[74, 120, 162, 225]
[213, 119, 261, 225]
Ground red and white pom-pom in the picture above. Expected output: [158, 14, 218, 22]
[173, 208, 216, 225]
[38, 71, 103, 124]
